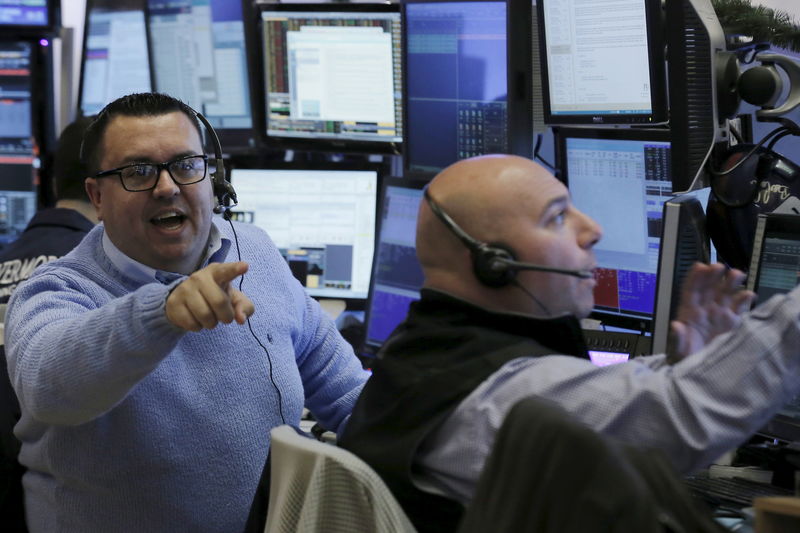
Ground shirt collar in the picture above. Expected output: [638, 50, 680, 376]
[101, 221, 228, 285]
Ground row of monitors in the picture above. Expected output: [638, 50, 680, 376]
[0, 39, 40, 246]
[78, 0, 686, 179]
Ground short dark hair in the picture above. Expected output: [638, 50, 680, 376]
[52, 115, 95, 201]
[80, 92, 203, 176]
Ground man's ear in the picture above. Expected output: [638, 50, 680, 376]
[84, 178, 103, 220]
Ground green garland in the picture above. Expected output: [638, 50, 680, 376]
[712, 0, 800, 52]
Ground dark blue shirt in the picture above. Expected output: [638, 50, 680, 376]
[0, 208, 94, 305]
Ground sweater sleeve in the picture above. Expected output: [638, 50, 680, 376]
[4, 271, 185, 426]
[293, 292, 369, 434]
[417, 286, 800, 504]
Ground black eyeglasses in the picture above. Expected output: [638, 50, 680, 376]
[93, 154, 209, 192]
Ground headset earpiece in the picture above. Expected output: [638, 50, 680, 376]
[424, 188, 592, 288]
[473, 243, 518, 287]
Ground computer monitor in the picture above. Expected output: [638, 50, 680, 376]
[78, 0, 151, 117]
[257, 3, 402, 154]
[665, 0, 729, 193]
[0, 40, 37, 246]
[555, 127, 671, 331]
[147, 0, 256, 151]
[403, 0, 533, 179]
[362, 178, 427, 357]
[229, 165, 380, 303]
[650, 194, 711, 354]
[536, 0, 667, 126]
[0, 0, 58, 34]
[746, 214, 800, 302]
[745, 213, 800, 443]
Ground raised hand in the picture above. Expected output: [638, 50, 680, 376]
[667, 262, 755, 363]
[166, 261, 255, 332]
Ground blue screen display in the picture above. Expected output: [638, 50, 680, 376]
[364, 184, 425, 351]
[405, 1, 508, 174]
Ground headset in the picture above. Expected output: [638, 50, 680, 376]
[193, 112, 238, 218]
[423, 189, 593, 288]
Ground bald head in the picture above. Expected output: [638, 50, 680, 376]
[417, 154, 602, 317]
[417, 155, 556, 274]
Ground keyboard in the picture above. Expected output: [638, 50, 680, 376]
[583, 330, 652, 357]
[684, 474, 795, 508]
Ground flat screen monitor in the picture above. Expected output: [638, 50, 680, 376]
[651, 193, 711, 354]
[0, 40, 37, 245]
[79, 0, 151, 117]
[362, 178, 427, 356]
[536, 0, 667, 126]
[229, 165, 380, 302]
[403, 0, 533, 179]
[746, 213, 800, 444]
[147, 0, 255, 151]
[258, 3, 402, 154]
[0, 0, 57, 33]
[556, 127, 671, 330]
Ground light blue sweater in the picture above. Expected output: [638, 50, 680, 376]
[4, 221, 368, 532]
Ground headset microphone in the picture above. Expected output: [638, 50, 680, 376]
[489, 255, 594, 279]
[423, 189, 593, 287]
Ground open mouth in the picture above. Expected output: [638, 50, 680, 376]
[151, 212, 187, 230]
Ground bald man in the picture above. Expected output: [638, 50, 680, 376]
[339, 155, 800, 532]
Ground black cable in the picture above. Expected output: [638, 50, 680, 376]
[708, 126, 790, 208]
[226, 217, 286, 426]
[533, 133, 557, 172]
[510, 278, 552, 317]
[708, 126, 787, 179]
[766, 128, 794, 151]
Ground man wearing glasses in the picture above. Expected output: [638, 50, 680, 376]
[3, 93, 368, 533]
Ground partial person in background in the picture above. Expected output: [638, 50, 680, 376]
[338, 154, 800, 532]
[0, 116, 98, 311]
[3, 93, 367, 533]
[0, 116, 97, 533]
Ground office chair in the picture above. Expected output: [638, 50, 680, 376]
[264, 425, 417, 533]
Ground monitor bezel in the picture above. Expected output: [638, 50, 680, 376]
[361, 176, 430, 358]
[77, 0, 153, 120]
[536, 0, 668, 127]
[402, 0, 533, 181]
[554, 126, 672, 332]
[255, 2, 403, 156]
[0, 0, 60, 36]
[227, 159, 389, 309]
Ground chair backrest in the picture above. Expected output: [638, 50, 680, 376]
[265, 425, 417, 533]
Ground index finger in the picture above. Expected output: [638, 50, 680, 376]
[208, 261, 249, 287]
